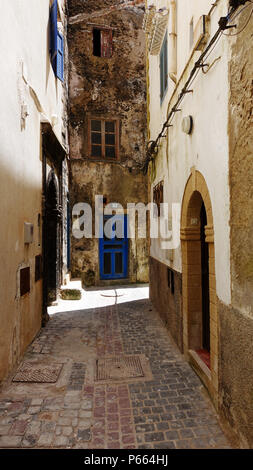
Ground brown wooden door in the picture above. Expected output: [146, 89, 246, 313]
[200, 203, 210, 352]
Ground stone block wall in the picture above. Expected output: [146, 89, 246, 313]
[149, 256, 183, 351]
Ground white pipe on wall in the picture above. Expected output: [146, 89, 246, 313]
[168, 0, 177, 83]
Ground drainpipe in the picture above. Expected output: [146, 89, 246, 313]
[168, 0, 177, 83]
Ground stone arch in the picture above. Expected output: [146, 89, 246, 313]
[181, 170, 213, 229]
[46, 170, 59, 210]
[180, 169, 218, 406]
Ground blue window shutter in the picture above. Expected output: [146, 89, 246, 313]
[160, 31, 168, 102]
[50, 0, 58, 74]
[164, 33, 168, 92]
[56, 31, 64, 81]
[160, 43, 164, 99]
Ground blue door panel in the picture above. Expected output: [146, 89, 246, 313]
[99, 215, 128, 279]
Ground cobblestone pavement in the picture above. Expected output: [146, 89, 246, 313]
[0, 286, 231, 449]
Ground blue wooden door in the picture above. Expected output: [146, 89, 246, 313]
[99, 215, 128, 280]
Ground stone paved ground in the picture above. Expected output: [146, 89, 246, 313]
[0, 286, 231, 449]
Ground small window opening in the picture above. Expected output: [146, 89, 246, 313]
[93, 28, 113, 58]
[167, 268, 175, 295]
[167, 268, 171, 288]
[93, 29, 101, 57]
[89, 118, 119, 160]
[171, 270, 175, 294]
[35, 255, 42, 282]
[20, 267, 30, 296]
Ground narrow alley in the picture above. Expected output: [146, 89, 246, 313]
[1, 0, 253, 451]
[0, 285, 230, 450]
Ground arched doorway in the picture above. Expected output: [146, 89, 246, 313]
[181, 169, 218, 406]
[44, 170, 61, 304]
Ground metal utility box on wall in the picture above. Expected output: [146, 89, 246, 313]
[24, 222, 34, 244]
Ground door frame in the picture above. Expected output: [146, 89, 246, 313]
[180, 169, 218, 408]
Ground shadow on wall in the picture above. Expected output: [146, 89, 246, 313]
[0, 160, 43, 381]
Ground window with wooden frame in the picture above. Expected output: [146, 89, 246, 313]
[93, 28, 113, 58]
[88, 118, 119, 160]
[153, 181, 164, 217]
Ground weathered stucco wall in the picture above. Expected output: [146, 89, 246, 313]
[71, 161, 149, 286]
[218, 7, 253, 448]
[68, 0, 149, 285]
[148, 0, 231, 306]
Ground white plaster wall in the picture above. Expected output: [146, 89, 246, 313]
[0, 0, 67, 379]
[147, 0, 231, 305]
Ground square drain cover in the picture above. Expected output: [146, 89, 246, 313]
[96, 355, 146, 381]
[12, 362, 63, 383]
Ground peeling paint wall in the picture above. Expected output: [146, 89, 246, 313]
[68, 0, 149, 285]
[219, 6, 253, 448]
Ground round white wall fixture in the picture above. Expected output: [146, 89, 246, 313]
[182, 115, 193, 134]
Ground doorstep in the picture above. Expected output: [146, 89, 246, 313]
[188, 349, 211, 392]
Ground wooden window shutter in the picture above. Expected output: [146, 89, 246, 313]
[164, 34, 168, 92]
[160, 48, 164, 98]
[101, 30, 113, 58]
[50, 0, 58, 72]
[56, 31, 64, 81]
[160, 32, 168, 101]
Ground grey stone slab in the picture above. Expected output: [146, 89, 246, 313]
[0, 425, 12, 435]
[54, 436, 69, 447]
[144, 432, 165, 442]
[37, 433, 54, 447]
[0, 436, 22, 448]
[77, 428, 91, 441]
